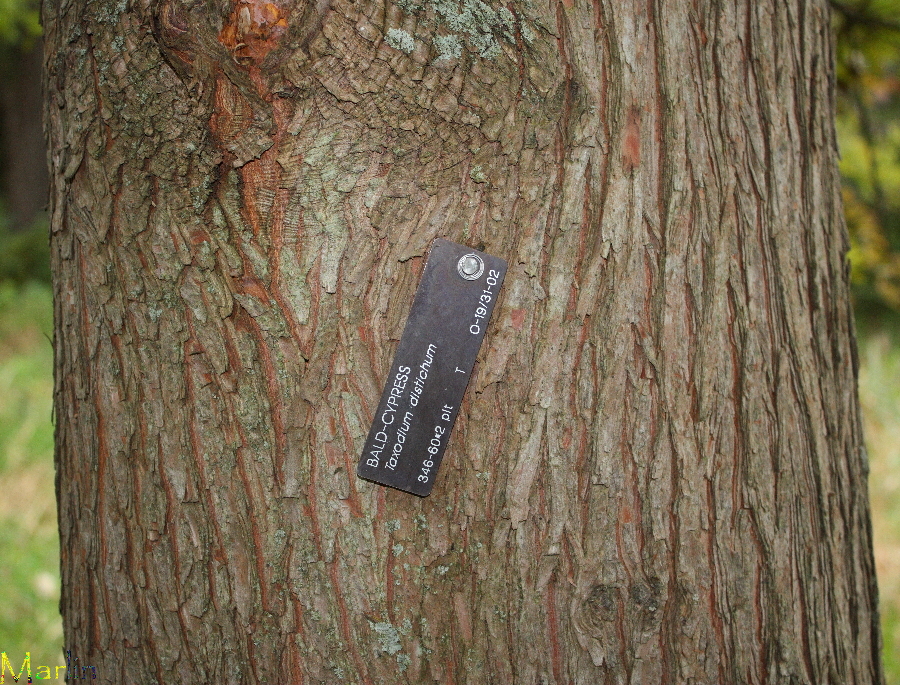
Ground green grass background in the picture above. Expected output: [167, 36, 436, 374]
[0, 276, 898, 679]
[0, 280, 62, 669]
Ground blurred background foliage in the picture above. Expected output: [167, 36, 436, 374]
[0, 0, 39, 47]
[0, 0, 59, 669]
[833, 0, 900, 317]
[0, 0, 897, 679]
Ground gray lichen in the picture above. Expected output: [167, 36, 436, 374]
[433, 33, 463, 60]
[520, 19, 536, 43]
[397, 653, 412, 671]
[372, 621, 402, 655]
[385, 28, 416, 54]
[389, 0, 537, 61]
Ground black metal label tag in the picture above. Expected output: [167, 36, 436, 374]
[356, 238, 507, 496]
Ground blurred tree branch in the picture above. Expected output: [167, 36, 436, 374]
[0, 0, 45, 234]
[831, 1, 900, 33]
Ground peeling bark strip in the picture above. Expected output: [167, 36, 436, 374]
[44, 0, 884, 683]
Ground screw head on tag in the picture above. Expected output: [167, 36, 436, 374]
[457, 254, 484, 280]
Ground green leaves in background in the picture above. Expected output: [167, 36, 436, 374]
[0, 0, 38, 48]
[833, 0, 900, 313]
[0, 220, 49, 286]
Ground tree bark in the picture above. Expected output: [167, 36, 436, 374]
[45, 0, 884, 683]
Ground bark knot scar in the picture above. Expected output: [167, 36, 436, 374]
[153, 0, 199, 74]
[158, 0, 188, 37]
[584, 583, 618, 625]
[219, 0, 289, 65]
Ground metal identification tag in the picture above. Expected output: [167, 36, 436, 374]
[356, 238, 507, 496]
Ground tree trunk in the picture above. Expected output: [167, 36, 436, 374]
[44, 0, 884, 682]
